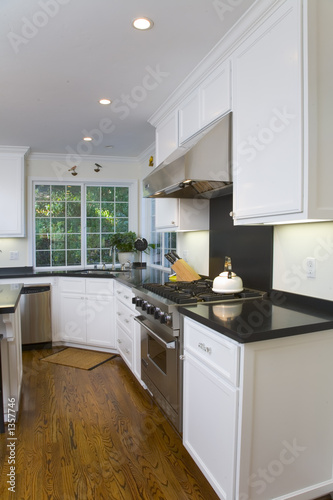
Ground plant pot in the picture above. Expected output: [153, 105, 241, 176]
[118, 252, 134, 266]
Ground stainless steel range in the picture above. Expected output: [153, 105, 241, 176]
[133, 279, 265, 434]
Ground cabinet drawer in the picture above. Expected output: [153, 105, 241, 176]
[86, 278, 113, 296]
[114, 281, 135, 309]
[117, 324, 133, 368]
[116, 301, 135, 337]
[184, 318, 239, 386]
[59, 278, 85, 294]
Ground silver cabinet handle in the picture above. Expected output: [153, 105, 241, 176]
[198, 342, 212, 354]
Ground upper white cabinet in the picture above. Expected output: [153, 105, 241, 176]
[155, 110, 182, 166]
[232, 0, 333, 224]
[179, 60, 231, 145]
[155, 198, 209, 232]
[153, 60, 231, 167]
[0, 147, 29, 237]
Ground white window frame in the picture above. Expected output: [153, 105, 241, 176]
[28, 177, 138, 270]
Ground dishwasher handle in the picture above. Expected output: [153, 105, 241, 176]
[21, 285, 50, 294]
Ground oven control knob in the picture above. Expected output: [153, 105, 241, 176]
[141, 300, 148, 311]
[160, 313, 171, 325]
[154, 308, 161, 319]
[132, 296, 137, 305]
[135, 297, 143, 307]
[147, 305, 156, 315]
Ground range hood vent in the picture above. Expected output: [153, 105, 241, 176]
[143, 114, 232, 199]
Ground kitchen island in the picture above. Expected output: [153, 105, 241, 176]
[0, 283, 23, 432]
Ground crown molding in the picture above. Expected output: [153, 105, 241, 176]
[0, 145, 30, 156]
[148, 0, 282, 127]
[27, 151, 140, 165]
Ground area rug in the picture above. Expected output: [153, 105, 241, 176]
[41, 348, 117, 370]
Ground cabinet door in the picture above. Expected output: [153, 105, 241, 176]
[0, 154, 25, 237]
[232, 0, 303, 222]
[86, 295, 115, 348]
[59, 293, 86, 343]
[183, 351, 238, 500]
[201, 60, 231, 128]
[155, 198, 179, 230]
[155, 111, 179, 166]
[179, 90, 201, 144]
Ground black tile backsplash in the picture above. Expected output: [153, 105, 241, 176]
[209, 194, 273, 291]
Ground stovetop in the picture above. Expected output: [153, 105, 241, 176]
[142, 279, 265, 305]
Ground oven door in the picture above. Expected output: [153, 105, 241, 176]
[134, 315, 181, 430]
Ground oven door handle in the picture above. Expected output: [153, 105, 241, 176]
[134, 316, 176, 349]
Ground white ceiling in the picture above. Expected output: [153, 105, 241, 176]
[1, 0, 253, 158]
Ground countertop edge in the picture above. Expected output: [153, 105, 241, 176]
[179, 305, 333, 344]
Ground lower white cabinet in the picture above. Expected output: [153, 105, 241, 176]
[58, 278, 115, 349]
[183, 318, 239, 500]
[114, 281, 140, 380]
[183, 317, 333, 500]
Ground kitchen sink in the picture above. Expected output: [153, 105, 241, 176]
[71, 269, 130, 276]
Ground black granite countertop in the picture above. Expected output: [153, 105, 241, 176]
[179, 291, 333, 343]
[0, 266, 170, 288]
[0, 283, 23, 314]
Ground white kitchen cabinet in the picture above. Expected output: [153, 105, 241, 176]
[183, 316, 333, 500]
[0, 147, 29, 237]
[179, 60, 231, 145]
[58, 278, 115, 349]
[155, 198, 209, 232]
[183, 318, 239, 500]
[232, 0, 333, 224]
[155, 110, 182, 166]
[0, 301, 23, 422]
[114, 280, 140, 380]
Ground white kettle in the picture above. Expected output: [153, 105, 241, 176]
[212, 256, 243, 294]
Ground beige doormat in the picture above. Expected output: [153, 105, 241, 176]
[41, 348, 117, 370]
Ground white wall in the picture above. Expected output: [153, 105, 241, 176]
[177, 231, 209, 276]
[0, 153, 142, 268]
[273, 221, 333, 300]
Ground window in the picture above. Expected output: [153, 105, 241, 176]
[148, 199, 177, 270]
[33, 182, 132, 269]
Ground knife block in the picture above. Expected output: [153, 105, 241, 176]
[171, 259, 201, 281]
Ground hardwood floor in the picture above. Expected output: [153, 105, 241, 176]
[0, 348, 219, 500]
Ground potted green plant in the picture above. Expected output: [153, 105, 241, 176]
[109, 231, 137, 266]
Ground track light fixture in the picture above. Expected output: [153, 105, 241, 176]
[68, 166, 78, 176]
[94, 163, 102, 172]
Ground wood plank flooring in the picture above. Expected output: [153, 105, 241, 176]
[1, 348, 332, 500]
[0, 348, 219, 500]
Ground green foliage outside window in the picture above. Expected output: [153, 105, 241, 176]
[34, 183, 130, 268]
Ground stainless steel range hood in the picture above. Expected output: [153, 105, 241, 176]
[143, 114, 232, 199]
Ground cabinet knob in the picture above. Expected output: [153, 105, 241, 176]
[229, 211, 235, 218]
[117, 339, 122, 344]
[198, 342, 212, 354]
[124, 348, 130, 354]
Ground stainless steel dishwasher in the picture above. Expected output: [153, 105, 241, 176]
[20, 284, 52, 349]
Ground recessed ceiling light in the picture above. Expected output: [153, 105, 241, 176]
[83, 137, 92, 141]
[99, 98, 111, 105]
[132, 17, 154, 30]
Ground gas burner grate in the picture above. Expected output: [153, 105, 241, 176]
[142, 282, 264, 304]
